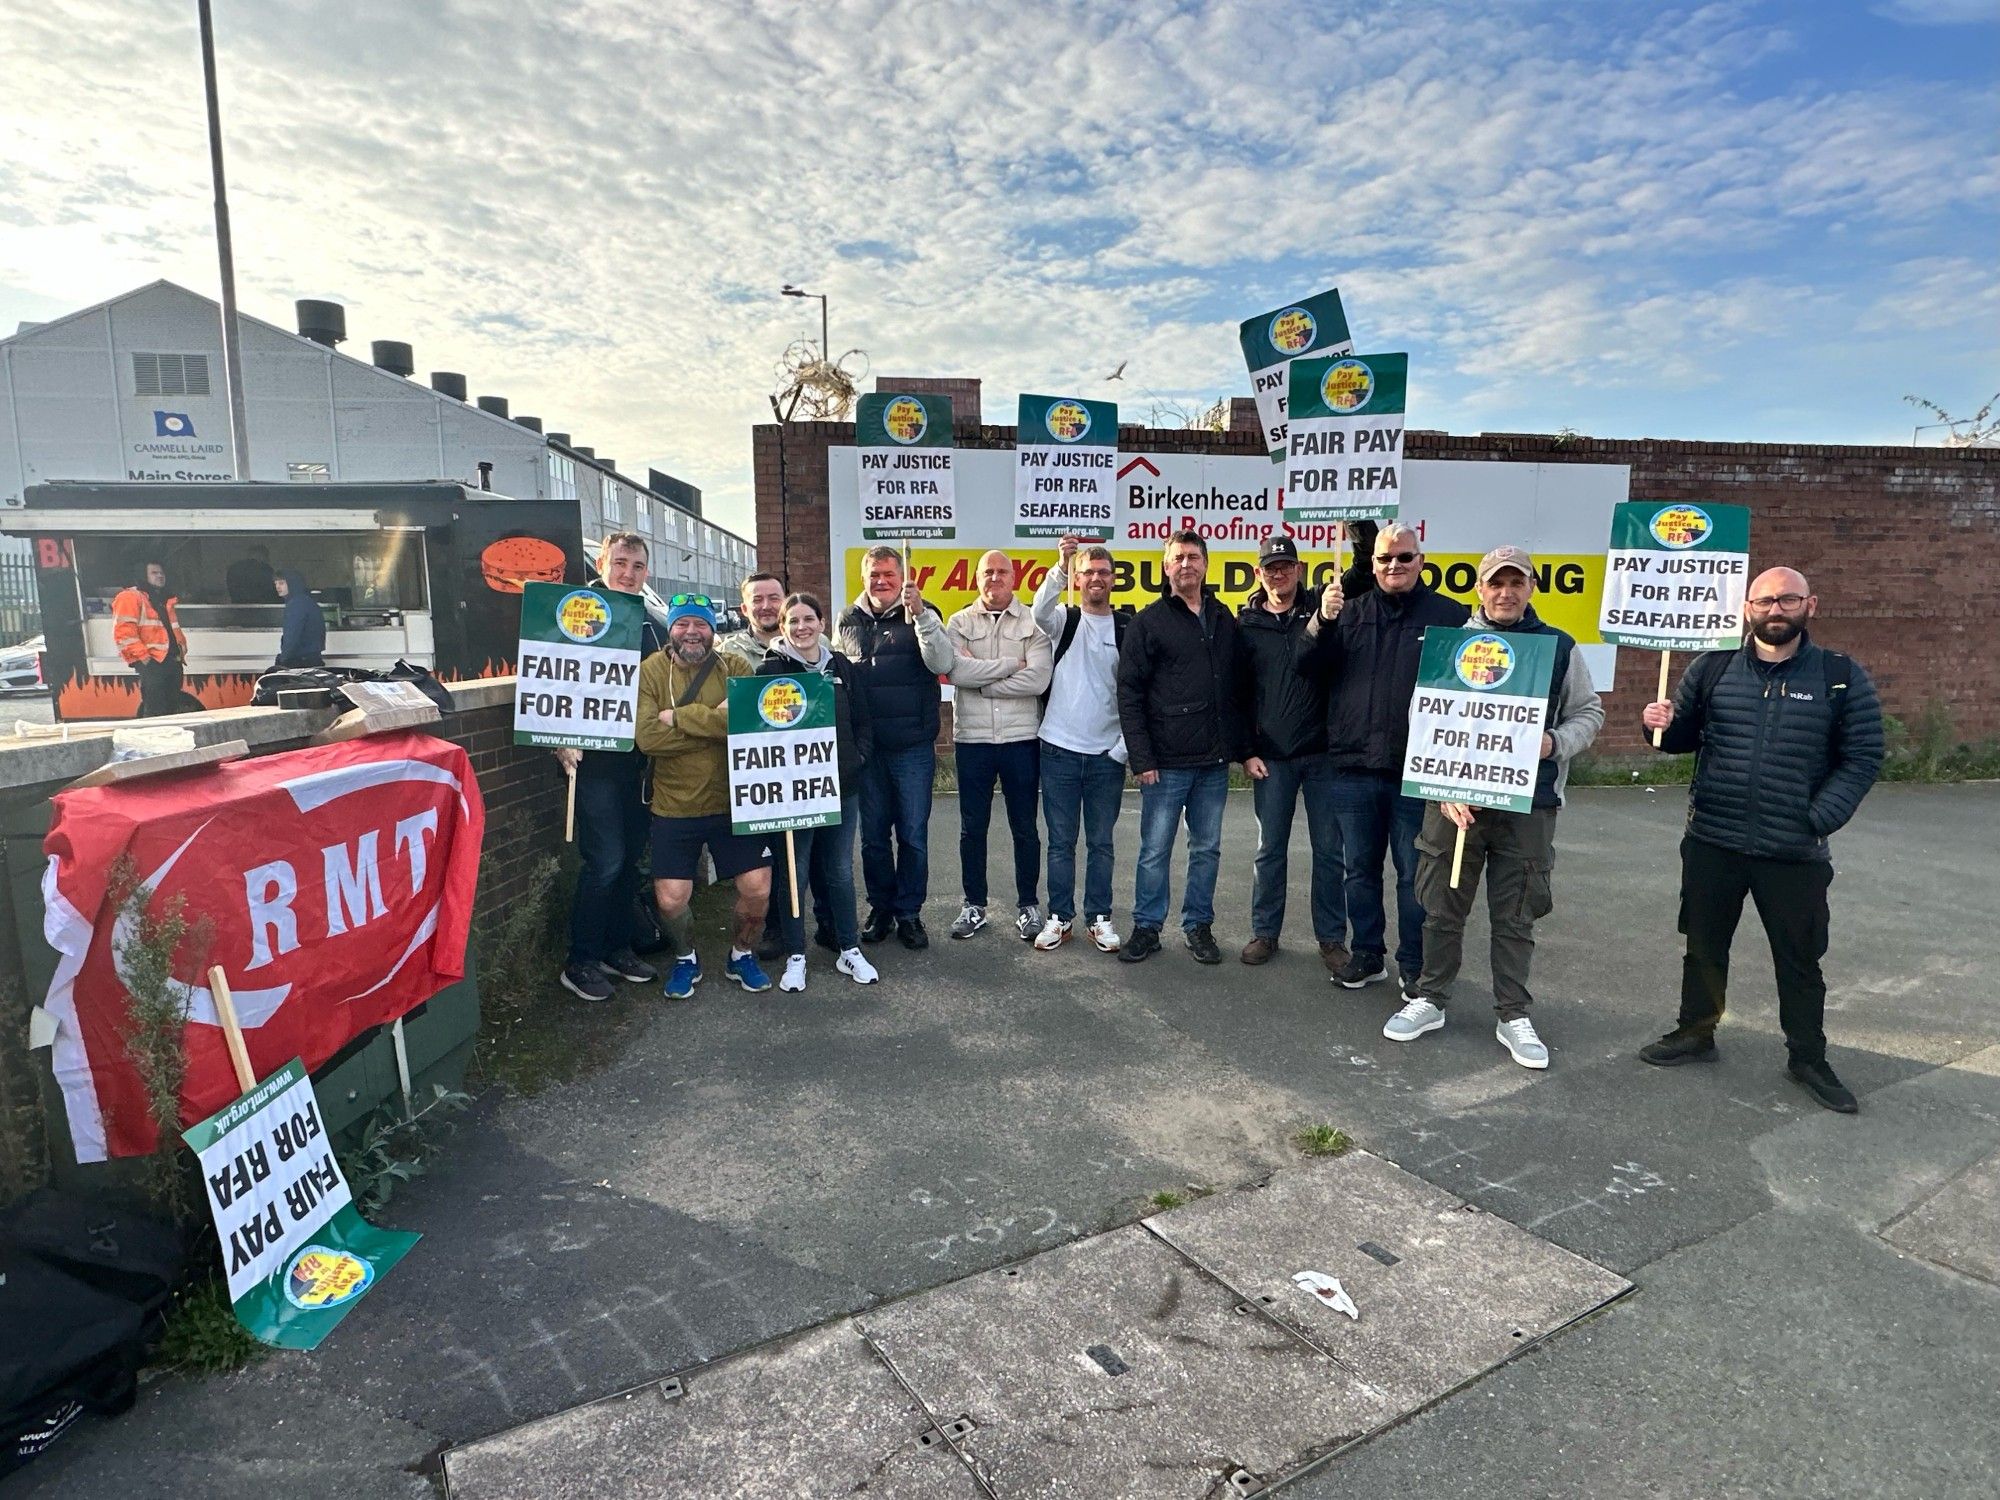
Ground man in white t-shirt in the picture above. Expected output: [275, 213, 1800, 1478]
[1030, 536, 1128, 953]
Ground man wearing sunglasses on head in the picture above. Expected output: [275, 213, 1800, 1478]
[1638, 567, 1883, 1113]
[1296, 521, 1469, 1000]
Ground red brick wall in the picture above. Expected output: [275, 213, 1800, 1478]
[754, 424, 2000, 760]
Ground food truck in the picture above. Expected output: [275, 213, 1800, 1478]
[0, 480, 587, 720]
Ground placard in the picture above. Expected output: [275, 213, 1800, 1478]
[1599, 500, 1751, 652]
[1014, 393, 1118, 539]
[726, 674, 842, 835]
[512, 581, 645, 750]
[1238, 288, 1354, 462]
[1401, 628, 1558, 813]
[1285, 352, 1408, 524]
[855, 391, 957, 540]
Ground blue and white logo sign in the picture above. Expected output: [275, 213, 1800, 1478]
[154, 411, 196, 438]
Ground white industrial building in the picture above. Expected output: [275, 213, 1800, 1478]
[0, 280, 752, 635]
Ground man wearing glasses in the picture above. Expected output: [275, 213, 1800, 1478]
[1296, 521, 1469, 998]
[1639, 567, 1883, 1113]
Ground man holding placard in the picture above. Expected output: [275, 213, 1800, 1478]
[1638, 568, 1884, 1113]
[1014, 394, 1117, 541]
[1392, 547, 1603, 1066]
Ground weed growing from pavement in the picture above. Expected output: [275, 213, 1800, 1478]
[1149, 1190, 1186, 1210]
[338, 1085, 473, 1220]
[153, 1279, 262, 1376]
[1294, 1124, 1353, 1158]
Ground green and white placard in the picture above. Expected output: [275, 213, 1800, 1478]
[726, 674, 842, 834]
[1599, 500, 1752, 652]
[1014, 393, 1117, 539]
[1238, 288, 1354, 463]
[182, 1059, 419, 1351]
[1401, 628, 1558, 813]
[512, 581, 646, 750]
[856, 391, 957, 540]
[1284, 352, 1408, 525]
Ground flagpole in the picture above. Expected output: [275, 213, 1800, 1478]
[198, 0, 252, 479]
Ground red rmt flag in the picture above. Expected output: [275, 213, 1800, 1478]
[40, 731, 485, 1161]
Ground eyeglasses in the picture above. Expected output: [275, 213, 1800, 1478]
[667, 593, 715, 608]
[1746, 593, 1808, 611]
[1374, 551, 1419, 566]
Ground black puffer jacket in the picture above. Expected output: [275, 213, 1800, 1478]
[575, 577, 667, 782]
[1116, 591, 1249, 775]
[836, 596, 948, 754]
[758, 643, 872, 788]
[1295, 582, 1470, 773]
[1657, 634, 1883, 861]
[1237, 588, 1327, 761]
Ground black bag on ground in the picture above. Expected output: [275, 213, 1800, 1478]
[250, 666, 362, 707]
[0, 1249, 143, 1478]
[0, 1189, 186, 1332]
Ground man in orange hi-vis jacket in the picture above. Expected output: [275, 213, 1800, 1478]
[111, 560, 191, 717]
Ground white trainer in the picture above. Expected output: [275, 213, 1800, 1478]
[1383, 998, 1446, 1042]
[1086, 915, 1122, 953]
[1496, 1017, 1549, 1069]
[778, 955, 807, 993]
[1034, 915, 1073, 951]
[836, 948, 879, 985]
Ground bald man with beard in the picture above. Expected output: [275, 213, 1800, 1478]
[1638, 567, 1884, 1113]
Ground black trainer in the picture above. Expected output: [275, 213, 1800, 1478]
[813, 924, 840, 954]
[600, 949, 657, 984]
[1788, 1058, 1858, 1113]
[1119, 926, 1162, 963]
[1184, 923, 1222, 964]
[1639, 1028, 1719, 1066]
[756, 932, 786, 962]
[559, 962, 613, 1002]
[897, 916, 929, 951]
[1335, 952, 1390, 989]
[862, 907, 894, 944]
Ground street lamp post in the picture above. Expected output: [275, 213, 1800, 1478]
[198, 0, 251, 478]
[781, 283, 829, 362]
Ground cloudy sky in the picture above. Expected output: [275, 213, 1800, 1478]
[4, 0, 1995, 535]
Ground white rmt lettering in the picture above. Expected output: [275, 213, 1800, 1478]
[242, 860, 299, 971]
[395, 809, 439, 895]
[322, 831, 387, 936]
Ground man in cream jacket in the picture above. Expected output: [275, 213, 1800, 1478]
[944, 550, 1054, 941]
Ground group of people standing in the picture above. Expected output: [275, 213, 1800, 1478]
[558, 521, 1885, 1113]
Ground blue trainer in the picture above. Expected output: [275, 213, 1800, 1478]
[724, 952, 772, 992]
[663, 954, 702, 1000]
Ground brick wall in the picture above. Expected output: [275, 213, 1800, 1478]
[755, 423, 2000, 759]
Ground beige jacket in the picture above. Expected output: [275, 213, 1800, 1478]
[944, 597, 1052, 745]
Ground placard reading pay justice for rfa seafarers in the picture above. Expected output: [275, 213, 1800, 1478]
[1401, 628, 1558, 813]
[855, 391, 957, 540]
[1238, 287, 1354, 463]
[1598, 500, 1752, 652]
[1284, 352, 1408, 525]
[727, 674, 842, 836]
[1014, 393, 1117, 539]
[512, 581, 646, 751]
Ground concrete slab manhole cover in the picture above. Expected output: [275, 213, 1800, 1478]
[1143, 1149, 1631, 1407]
[859, 1225, 1390, 1497]
[441, 1319, 981, 1499]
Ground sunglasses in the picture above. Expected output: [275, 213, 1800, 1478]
[1374, 551, 1419, 566]
[667, 593, 716, 608]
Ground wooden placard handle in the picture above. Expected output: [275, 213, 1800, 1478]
[1653, 651, 1671, 749]
[564, 760, 577, 843]
[208, 965, 256, 1095]
[1449, 823, 1468, 890]
[785, 830, 801, 919]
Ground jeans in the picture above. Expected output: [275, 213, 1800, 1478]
[956, 739, 1041, 909]
[1328, 770, 1426, 975]
[858, 741, 934, 920]
[775, 797, 862, 953]
[1414, 803, 1557, 1019]
[1250, 753, 1346, 944]
[567, 765, 652, 967]
[1040, 741, 1126, 922]
[1677, 835, 1834, 1063]
[1132, 763, 1228, 932]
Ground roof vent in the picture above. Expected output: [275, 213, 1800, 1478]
[476, 395, 510, 419]
[515, 415, 543, 432]
[573, 445, 595, 459]
[430, 371, 467, 400]
[371, 340, 414, 376]
[547, 431, 572, 446]
[295, 299, 346, 347]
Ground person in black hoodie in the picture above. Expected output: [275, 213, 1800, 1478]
[1296, 520, 1469, 995]
[1114, 530, 1250, 965]
[272, 570, 325, 668]
[557, 533, 668, 1002]
[1638, 566, 1883, 1113]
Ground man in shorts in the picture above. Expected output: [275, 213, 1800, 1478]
[636, 593, 774, 997]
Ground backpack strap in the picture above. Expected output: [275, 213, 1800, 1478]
[674, 654, 719, 708]
[1051, 605, 1083, 668]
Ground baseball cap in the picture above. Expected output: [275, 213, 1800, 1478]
[1258, 535, 1301, 566]
[1477, 545, 1536, 584]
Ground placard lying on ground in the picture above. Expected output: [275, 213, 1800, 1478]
[1014, 393, 1118, 539]
[1599, 500, 1751, 652]
[512, 581, 646, 750]
[726, 674, 842, 835]
[855, 391, 957, 540]
[1285, 353, 1408, 524]
[1401, 628, 1557, 813]
[182, 1058, 419, 1350]
[1239, 287, 1354, 462]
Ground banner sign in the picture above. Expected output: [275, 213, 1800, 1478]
[513, 581, 644, 750]
[183, 1059, 418, 1350]
[1014, 393, 1118, 539]
[855, 392, 957, 540]
[1238, 288, 1354, 462]
[1285, 352, 1408, 525]
[40, 731, 485, 1161]
[1401, 628, 1558, 813]
[726, 675, 842, 835]
[1598, 500, 1752, 652]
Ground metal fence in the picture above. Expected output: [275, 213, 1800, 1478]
[0, 539, 39, 645]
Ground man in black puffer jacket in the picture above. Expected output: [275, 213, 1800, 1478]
[1638, 567, 1884, 1113]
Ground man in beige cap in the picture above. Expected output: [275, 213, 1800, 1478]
[1387, 545, 1603, 1068]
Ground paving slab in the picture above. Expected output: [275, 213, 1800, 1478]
[859, 1225, 1392, 1498]
[1883, 1148, 2000, 1287]
[1142, 1150, 1630, 1407]
[441, 1319, 982, 1500]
